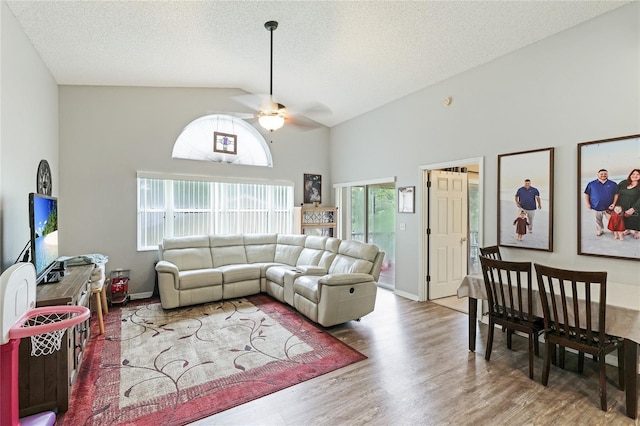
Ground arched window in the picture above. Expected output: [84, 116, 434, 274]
[172, 114, 273, 167]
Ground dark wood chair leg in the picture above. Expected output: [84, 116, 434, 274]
[528, 334, 534, 380]
[578, 351, 585, 374]
[617, 345, 625, 391]
[599, 355, 608, 411]
[468, 297, 477, 352]
[542, 340, 551, 386]
[485, 320, 495, 361]
[507, 329, 513, 350]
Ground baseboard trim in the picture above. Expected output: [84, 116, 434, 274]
[130, 292, 153, 300]
[394, 289, 419, 301]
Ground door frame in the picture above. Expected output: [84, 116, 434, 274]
[419, 157, 484, 301]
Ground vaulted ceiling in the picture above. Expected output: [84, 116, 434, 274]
[6, 1, 630, 127]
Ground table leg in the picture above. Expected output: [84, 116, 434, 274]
[624, 338, 638, 419]
[468, 297, 477, 352]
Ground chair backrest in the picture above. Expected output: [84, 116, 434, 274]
[534, 263, 608, 344]
[479, 245, 502, 260]
[480, 256, 534, 323]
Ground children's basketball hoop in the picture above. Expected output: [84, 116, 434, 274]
[0, 262, 90, 426]
[9, 306, 90, 356]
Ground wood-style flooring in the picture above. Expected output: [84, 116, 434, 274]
[191, 288, 639, 426]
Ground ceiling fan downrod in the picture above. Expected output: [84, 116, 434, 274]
[258, 20, 285, 133]
[265, 21, 278, 100]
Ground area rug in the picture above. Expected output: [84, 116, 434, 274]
[58, 294, 366, 425]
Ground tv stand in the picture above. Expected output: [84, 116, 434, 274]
[41, 261, 68, 284]
[18, 264, 93, 417]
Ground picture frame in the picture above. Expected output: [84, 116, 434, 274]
[303, 174, 322, 204]
[398, 186, 415, 213]
[578, 134, 640, 260]
[498, 147, 554, 251]
[213, 132, 237, 155]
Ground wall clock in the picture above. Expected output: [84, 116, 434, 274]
[37, 159, 52, 195]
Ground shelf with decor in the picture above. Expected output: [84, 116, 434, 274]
[294, 205, 337, 237]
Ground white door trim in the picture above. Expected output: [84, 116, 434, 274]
[419, 157, 484, 301]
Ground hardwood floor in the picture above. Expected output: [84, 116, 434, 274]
[191, 288, 638, 425]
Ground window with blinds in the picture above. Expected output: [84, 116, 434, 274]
[137, 175, 294, 250]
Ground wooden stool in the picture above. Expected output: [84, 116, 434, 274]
[91, 282, 109, 334]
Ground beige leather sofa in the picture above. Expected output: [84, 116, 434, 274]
[155, 233, 384, 327]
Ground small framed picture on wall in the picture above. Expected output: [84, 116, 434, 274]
[398, 186, 415, 213]
[304, 174, 322, 204]
[213, 132, 237, 155]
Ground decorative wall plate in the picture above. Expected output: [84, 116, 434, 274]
[37, 159, 52, 195]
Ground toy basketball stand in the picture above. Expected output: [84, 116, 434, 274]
[109, 269, 130, 306]
[0, 263, 90, 426]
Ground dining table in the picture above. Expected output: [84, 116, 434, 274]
[457, 273, 640, 419]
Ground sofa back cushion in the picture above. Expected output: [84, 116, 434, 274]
[243, 233, 277, 263]
[328, 239, 379, 274]
[160, 236, 213, 271]
[274, 234, 305, 265]
[296, 235, 327, 266]
[319, 238, 340, 270]
[209, 235, 247, 267]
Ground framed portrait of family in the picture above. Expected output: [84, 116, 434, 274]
[303, 173, 322, 204]
[498, 148, 554, 251]
[578, 134, 640, 260]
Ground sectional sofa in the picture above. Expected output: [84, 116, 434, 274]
[155, 233, 384, 327]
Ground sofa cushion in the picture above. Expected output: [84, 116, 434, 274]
[274, 234, 306, 265]
[293, 276, 320, 303]
[319, 238, 340, 270]
[243, 233, 277, 263]
[161, 235, 214, 271]
[296, 235, 327, 266]
[328, 240, 378, 274]
[218, 264, 261, 283]
[179, 269, 223, 290]
[265, 264, 299, 285]
[210, 235, 247, 267]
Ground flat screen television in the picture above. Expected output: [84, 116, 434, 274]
[29, 193, 59, 283]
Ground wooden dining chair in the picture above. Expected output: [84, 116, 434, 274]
[534, 263, 625, 411]
[479, 245, 502, 260]
[479, 256, 543, 379]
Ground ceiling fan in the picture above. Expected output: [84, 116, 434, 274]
[233, 21, 329, 133]
[257, 21, 286, 132]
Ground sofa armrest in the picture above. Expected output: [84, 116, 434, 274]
[319, 273, 374, 286]
[156, 260, 179, 287]
[296, 265, 327, 275]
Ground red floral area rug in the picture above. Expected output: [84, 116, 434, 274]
[58, 294, 366, 425]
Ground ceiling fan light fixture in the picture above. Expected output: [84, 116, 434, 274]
[258, 111, 285, 132]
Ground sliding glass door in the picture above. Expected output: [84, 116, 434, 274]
[350, 183, 395, 289]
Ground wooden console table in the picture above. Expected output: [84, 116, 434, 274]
[18, 264, 93, 417]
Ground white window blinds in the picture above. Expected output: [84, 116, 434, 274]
[137, 175, 294, 250]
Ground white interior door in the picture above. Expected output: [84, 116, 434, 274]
[428, 170, 468, 299]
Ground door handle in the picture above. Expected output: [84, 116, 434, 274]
[460, 237, 467, 244]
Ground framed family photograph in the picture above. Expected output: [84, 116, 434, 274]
[498, 147, 554, 251]
[578, 134, 640, 260]
[303, 174, 322, 204]
[398, 186, 415, 213]
[213, 132, 237, 155]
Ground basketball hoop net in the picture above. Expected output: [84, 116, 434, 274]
[9, 306, 90, 357]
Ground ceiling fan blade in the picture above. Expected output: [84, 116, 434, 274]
[294, 101, 333, 117]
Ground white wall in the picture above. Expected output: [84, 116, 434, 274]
[330, 3, 640, 299]
[1, 1, 59, 270]
[58, 86, 330, 294]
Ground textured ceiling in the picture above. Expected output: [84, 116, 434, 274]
[6, 1, 630, 127]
